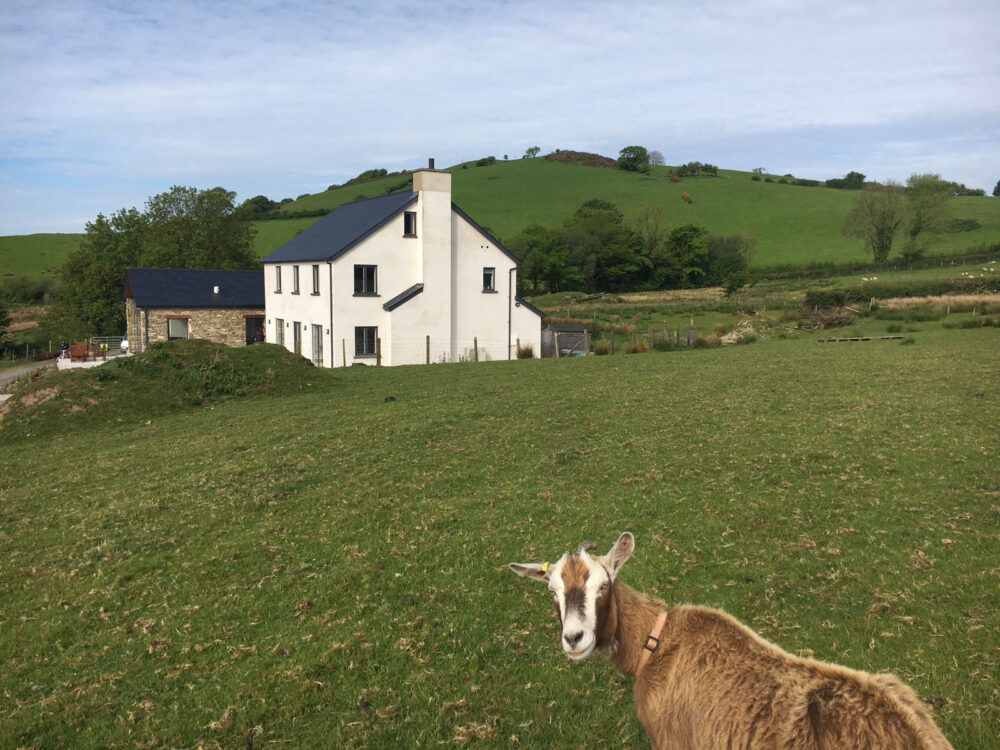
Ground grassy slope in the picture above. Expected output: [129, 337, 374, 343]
[3, 161, 998, 271]
[1, 330, 997, 748]
[266, 159, 1000, 267]
[0, 233, 83, 279]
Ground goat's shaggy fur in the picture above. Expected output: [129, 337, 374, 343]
[510, 532, 953, 750]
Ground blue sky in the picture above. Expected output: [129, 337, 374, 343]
[1, 0, 997, 235]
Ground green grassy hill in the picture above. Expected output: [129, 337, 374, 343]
[1, 330, 997, 747]
[4, 158, 998, 276]
[0, 233, 84, 279]
[265, 158, 1000, 267]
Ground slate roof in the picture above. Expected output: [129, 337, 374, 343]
[123, 268, 265, 308]
[383, 283, 424, 311]
[261, 191, 418, 263]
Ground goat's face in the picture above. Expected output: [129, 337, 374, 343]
[509, 532, 634, 662]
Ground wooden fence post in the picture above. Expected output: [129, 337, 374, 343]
[583, 329, 590, 355]
[474, 337, 479, 362]
[426, 335, 430, 365]
[376, 337, 381, 367]
[342, 339, 347, 367]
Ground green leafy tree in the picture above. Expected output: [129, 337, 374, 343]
[0, 301, 11, 352]
[46, 186, 257, 336]
[902, 173, 952, 261]
[239, 194, 280, 217]
[993, 179, 1000, 197]
[617, 146, 651, 173]
[658, 224, 709, 287]
[841, 181, 903, 263]
[523, 146, 541, 158]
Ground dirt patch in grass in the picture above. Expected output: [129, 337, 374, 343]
[7, 305, 43, 333]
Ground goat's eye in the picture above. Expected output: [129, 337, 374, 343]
[599, 582, 609, 591]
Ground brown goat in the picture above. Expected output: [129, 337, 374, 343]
[509, 532, 953, 750]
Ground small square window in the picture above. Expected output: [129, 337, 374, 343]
[483, 267, 496, 292]
[403, 211, 417, 237]
[167, 318, 189, 340]
[354, 265, 377, 295]
[355, 326, 378, 356]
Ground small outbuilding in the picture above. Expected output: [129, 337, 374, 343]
[541, 323, 589, 358]
[123, 268, 265, 353]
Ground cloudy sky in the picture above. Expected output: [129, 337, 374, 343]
[1, 0, 997, 235]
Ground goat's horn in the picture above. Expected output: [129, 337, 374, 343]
[576, 540, 597, 555]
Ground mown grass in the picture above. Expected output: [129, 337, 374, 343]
[1, 329, 997, 748]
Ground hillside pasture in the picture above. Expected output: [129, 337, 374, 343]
[0, 233, 83, 280]
[1, 329, 997, 748]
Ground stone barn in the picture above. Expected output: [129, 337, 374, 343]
[123, 268, 265, 353]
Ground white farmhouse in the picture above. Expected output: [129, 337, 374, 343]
[261, 165, 543, 367]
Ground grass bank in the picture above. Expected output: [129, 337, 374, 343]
[0, 329, 997, 748]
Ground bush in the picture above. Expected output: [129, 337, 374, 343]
[625, 340, 647, 353]
[516, 342, 534, 358]
[943, 316, 1000, 329]
[593, 339, 612, 355]
[476, 156, 497, 167]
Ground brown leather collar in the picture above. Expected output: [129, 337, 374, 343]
[636, 611, 668, 677]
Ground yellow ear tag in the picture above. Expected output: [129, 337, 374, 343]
[541, 561, 549, 574]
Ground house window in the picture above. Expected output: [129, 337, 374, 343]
[483, 267, 496, 292]
[293, 322, 302, 355]
[354, 265, 377, 295]
[275, 318, 284, 346]
[167, 317, 189, 340]
[292, 265, 300, 294]
[403, 211, 417, 237]
[275, 266, 282, 293]
[311, 324, 323, 366]
[355, 326, 377, 357]
[312, 264, 320, 295]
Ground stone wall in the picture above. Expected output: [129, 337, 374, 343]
[126, 301, 264, 352]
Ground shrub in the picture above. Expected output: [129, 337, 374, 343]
[625, 340, 647, 354]
[751, 175, 762, 182]
[516, 342, 534, 359]
[476, 156, 497, 167]
[593, 340, 612, 355]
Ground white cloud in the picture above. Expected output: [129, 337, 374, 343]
[1, 0, 998, 234]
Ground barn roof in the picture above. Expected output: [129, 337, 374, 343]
[261, 191, 418, 263]
[123, 268, 264, 309]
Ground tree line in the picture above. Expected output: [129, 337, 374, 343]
[507, 199, 753, 296]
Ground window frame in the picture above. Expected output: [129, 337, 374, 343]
[354, 264, 378, 296]
[403, 211, 417, 237]
[483, 266, 497, 292]
[292, 265, 300, 294]
[166, 316, 189, 340]
[355, 326, 378, 357]
[311, 264, 320, 295]
[274, 266, 282, 293]
[275, 318, 285, 346]
[311, 323, 323, 366]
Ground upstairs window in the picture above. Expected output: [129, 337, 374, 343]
[354, 265, 377, 295]
[292, 265, 300, 294]
[275, 266, 282, 293]
[403, 211, 417, 237]
[483, 267, 496, 292]
[312, 264, 320, 294]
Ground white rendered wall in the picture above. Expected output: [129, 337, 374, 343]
[263, 262, 333, 367]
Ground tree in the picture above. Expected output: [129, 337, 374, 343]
[0, 301, 11, 351]
[523, 146, 541, 159]
[240, 194, 280, 217]
[903, 173, 951, 260]
[841, 181, 903, 263]
[46, 186, 257, 336]
[660, 224, 709, 287]
[649, 150, 665, 166]
[617, 146, 650, 173]
[825, 171, 866, 189]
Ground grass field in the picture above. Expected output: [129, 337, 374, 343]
[0, 233, 83, 279]
[270, 159, 1000, 267]
[1, 326, 997, 748]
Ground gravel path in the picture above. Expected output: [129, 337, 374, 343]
[0, 359, 57, 393]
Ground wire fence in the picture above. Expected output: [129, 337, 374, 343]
[330, 335, 529, 366]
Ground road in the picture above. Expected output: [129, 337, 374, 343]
[0, 359, 57, 393]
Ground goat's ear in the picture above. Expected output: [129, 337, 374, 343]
[508, 562, 551, 582]
[603, 532, 635, 576]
